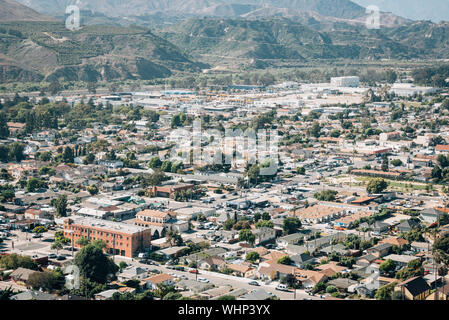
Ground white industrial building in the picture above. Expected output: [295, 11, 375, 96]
[330, 76, 360, 88]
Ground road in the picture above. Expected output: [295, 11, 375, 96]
[113, 256, 322, 300]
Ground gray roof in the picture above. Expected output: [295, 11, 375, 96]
[237, 289, 271, 300]
[11, 291, 56, 301]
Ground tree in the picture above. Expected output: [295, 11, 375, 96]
[33, 226, 47, 235]
[433, 235, 449, 266]
[277, 256, 292, 265]
[238, 229, 255, 247]
[27, 271, 62, 292]
[146, 170, 165, 187]
[381, 155, 389, 172]
[27, 178, 47, 192]
[366, 178, 388, 194]
[148, 157, 162, 169]
[282, 217, 302, 235]
[296, 166, 305, 175]
[245, 251, 260, 263]
[374, 282, 396, 300]
[51, 194, 68, 217]
[76, 237, 90, 247]
[0, 112, 10, 139]
[166, 230, 183, 247]
[255, 220, 274, 229]
[63, 147, 74, 163]
[380, 259, 397, 275]
[262, 212, 271, 221]
[308, 121, 321, 138]
[0, 287, 14, 300]
[87, 184, 99, 195]
[8, 142, 25, 162]
[48, 80, 62, 95]
[233, 220, 251, 230]
[0, 253, 38, 270]
[51, 241, 63, 255]
[390, 159, 403, 167]
[223, 219, 235, 231]
[314, 190, 338, 201]
[73, 243, 118, 284]
[326, 285, 337, 294]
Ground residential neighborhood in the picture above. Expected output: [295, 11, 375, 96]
[0, 75, 449, 302]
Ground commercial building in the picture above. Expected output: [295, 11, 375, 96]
[63, 217, 152, 258]
[330, 76, 360, 88]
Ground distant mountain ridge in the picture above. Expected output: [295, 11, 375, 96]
[14, 0, 405, 24]
[0, 0, 54, 21]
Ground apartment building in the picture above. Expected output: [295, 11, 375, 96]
[64, 217, 152, 258]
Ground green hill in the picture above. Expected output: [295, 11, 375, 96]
[0, 21, 204, 82]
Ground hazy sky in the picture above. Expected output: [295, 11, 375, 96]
[353, 0, 449, 22]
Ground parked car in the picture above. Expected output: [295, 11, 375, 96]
[48, 253, 57, 259]
[56, 255, 66, 261]
[275, 284, 289, 291]
[198, 277, 209, 283]
[189, 269, 199, 274]
[248, 281, 260, 286]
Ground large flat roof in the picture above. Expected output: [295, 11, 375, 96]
[66, 216, 150, 235]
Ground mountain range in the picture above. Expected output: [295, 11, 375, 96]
[1, 0, 449, 82]
[0, 0, 54, 21]
[14, 0, 408, 28]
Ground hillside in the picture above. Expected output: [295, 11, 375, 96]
[0, 21, 204, 82]
[0, 0, 54, 21]
[159, 17, 449, 69]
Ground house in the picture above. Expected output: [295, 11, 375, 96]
[370, 221, 390, 234]
[198, 257, 226, 271]
[356, 254, 378, 267]
[397, 219, 421, 233]
[379, 237, 409, 247]
[411, 241, 430, 253]
[276, 233, 306, 248]
[320, 243, 348, 256]
[395, 276, 431, 300]
[295, 269, 328, 289]
[9, 268, 40, 287]
[426, 282, 449, 300]
[144, 273, 174, 290]
[257, 261, 297, 281]
[316, 261, 348, 277]
[290, 253, 315, 268]
[327, 278, 358, 291]
[98, 160, 124, 169]
[10, 291, 58, 300]
[176, 279, 213, 293]
[253, 227, 276, 245]
[366, 243, 393, 258]
[419, 208, 444, 224]
[238, 289, 272, 300]
[117, 266, 149, 282]
[94, 289, 120, 300]
[383, 254, 420, 268]
[227, 263, 256, 278]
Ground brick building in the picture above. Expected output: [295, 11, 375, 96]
[64, 217, 152, 258]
